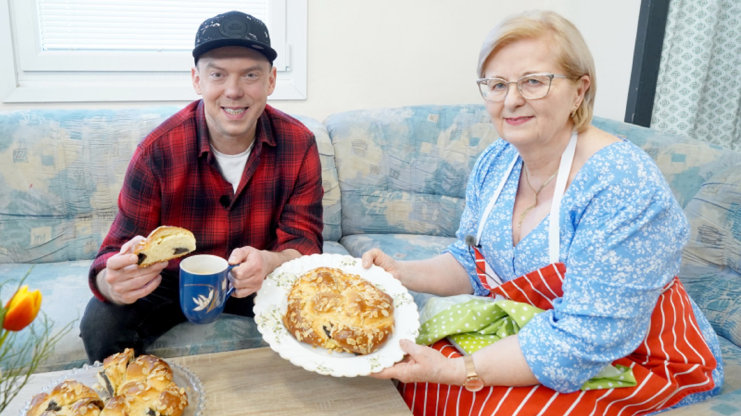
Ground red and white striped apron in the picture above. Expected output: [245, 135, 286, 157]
[399, 132, 717, 415]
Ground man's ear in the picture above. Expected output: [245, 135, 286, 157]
[192, 66, 202, 95]
[266, 65, 277, 95]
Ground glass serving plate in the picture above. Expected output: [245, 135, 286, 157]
[254, 253, 420, 377]
[19, 360, 205, 416]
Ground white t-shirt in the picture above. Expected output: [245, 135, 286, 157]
[211, 143, 254, 193]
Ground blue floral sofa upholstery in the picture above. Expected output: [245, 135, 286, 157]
[1, 104, 739, 414]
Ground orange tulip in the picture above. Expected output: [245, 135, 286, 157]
[2, 285, 42, 331]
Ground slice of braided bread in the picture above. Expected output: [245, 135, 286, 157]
[133, 226, 196, 267]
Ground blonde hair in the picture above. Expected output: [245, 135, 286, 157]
[477, 10, 596, 131]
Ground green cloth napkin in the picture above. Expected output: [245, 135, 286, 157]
[417, 296, 636, 390]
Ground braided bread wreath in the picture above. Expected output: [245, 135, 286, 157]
[26, 348, 189, 416]
[282, 266, 395, 355]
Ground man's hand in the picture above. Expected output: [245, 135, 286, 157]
[227, 246, 301, 298]
[97, 236, 168, 304]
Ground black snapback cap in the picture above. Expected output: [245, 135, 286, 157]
[192, 11, 278, 64]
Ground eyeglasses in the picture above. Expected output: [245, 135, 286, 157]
[476, 73, 570, 102]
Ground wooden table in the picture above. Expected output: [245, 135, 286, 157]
[5, 347, 412, 415]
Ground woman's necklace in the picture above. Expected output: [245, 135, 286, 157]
[518, 163, 559, 230]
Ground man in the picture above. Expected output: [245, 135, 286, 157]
[80, 11, 323, 363]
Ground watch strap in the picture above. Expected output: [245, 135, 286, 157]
[464, 354, 477, 378]
[463, 354, 484, 392]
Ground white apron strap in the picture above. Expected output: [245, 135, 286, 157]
[475, 131, 578, 265]
[475, 156, 518, 245]
[548, 131, 578, 263]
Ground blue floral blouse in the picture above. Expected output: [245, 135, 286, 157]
[446, 137, 723, 398]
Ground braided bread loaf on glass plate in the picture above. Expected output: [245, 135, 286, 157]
[23, 348, 204, 416]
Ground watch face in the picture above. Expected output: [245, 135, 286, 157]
[465, 376, 485, 392]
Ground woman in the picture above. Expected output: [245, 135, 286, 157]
[362, 10, 723, 415]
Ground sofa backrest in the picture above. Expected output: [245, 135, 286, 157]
[591, 117, 739, 208]
[0, 107, 335, 264]
[325, 105, 499, 238]
[293, 115, 342, 242]
[0, 108, 178, 263]
[323, 104, 740, 234]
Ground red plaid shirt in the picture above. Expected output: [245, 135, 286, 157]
[89, 100, 324, 300]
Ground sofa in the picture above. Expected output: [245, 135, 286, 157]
[0, 104, 739, 414]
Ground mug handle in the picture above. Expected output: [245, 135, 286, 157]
[224, 264, 238, 297]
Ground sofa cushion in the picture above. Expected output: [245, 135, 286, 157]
[680, 163, 741, 346]
[339, 233, 454, 260]
[720, 335, 741, 393]
[323, 240, 350, 255]
[325, 105, 498, 238]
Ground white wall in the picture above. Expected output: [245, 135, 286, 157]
[278, 0, 641, 122]
[0, 0, 641, 123]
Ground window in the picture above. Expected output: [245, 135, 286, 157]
[0, 0, 306, 102]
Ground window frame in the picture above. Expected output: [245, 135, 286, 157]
[0, 0, 307, 103]
[624, 0, 669, 126]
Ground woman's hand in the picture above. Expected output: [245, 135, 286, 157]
[363, 250, 473, 296]
[370, 339, 462, 385]
[361, 248, 404, 282]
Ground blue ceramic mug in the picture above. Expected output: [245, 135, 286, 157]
[179, 254, 236, 324]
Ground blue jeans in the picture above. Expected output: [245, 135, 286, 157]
[79, 270, 254, 363]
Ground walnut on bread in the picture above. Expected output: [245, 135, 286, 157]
[283, 267, 395, 355]
[133, 226, 196, 267]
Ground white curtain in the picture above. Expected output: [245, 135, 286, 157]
[651, 0, 740, 151]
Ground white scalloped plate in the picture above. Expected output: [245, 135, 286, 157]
[19, 360, 205, 416]
[254, 253, 420, 377]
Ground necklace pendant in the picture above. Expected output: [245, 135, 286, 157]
[519, 162, 558, 231]
[518, 204, 536, 229]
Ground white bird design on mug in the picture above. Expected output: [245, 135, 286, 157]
[192, 288, 215, 312]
